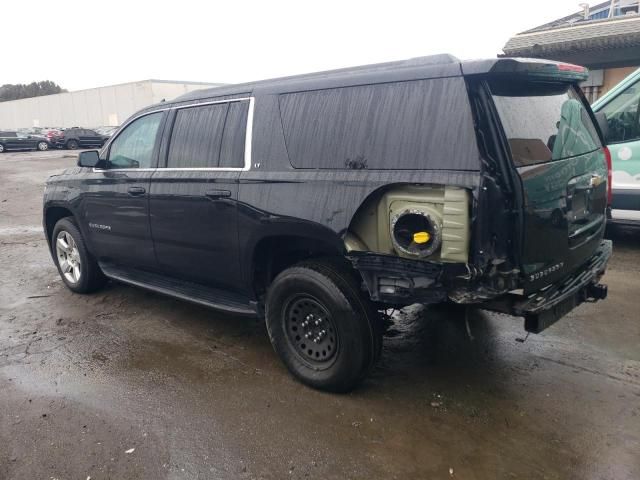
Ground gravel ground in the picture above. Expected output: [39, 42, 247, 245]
[1, 150, 639, 480]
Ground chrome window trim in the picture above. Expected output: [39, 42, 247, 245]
[94, 96, 254, 173]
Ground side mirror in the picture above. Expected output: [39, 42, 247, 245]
[77, 150, 102, 168]
[594, 111, 609, 144]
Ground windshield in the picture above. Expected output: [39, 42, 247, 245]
[490, 81, 601, 167]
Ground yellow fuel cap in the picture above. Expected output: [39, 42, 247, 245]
[413, 231, 430, 244]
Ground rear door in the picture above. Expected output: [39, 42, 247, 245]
[489, 79, 607, 293]
[83, 129, 105, 147]
[78, 129, 92, 147]
[149, 98, 250, 291]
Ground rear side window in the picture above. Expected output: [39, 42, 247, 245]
[599, 76, 640, 144]
[490, 81, 601, 167]
[167, 100, 249, 169]
[279, 78, 479, 170]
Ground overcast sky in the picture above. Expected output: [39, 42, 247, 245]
[3, 0, 584, 91]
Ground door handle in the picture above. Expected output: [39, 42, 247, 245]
[127, 186, 146, 196]
[205, 189, 232, 200]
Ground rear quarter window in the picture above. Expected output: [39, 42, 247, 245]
[490, 81, 601, 167]
[278, 78, 479, 170]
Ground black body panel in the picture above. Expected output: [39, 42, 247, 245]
[149, 170, 243, 290]
[81, 169, 157, 268]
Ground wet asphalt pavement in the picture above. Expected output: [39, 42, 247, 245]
[1, 151, 639, 480]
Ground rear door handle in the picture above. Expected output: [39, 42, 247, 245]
[127, 186, 146, 196]
[205, 189, 232, 200]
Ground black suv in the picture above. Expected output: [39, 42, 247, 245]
[55, 128, 107, 150]
[43, 55, 612, 392]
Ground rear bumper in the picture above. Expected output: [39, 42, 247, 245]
[484, 240, 612, 333]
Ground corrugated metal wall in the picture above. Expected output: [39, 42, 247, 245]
[0, 80, 220, 129]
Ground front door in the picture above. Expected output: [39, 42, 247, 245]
[79, 111, 166, 268]
[597, 73, 640, 217]
[149, 99, 250, 291]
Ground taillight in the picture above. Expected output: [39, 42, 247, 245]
[604, 146, 613, 205]
[557, 63, 586, 73]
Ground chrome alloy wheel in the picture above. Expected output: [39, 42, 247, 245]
[55, 230, 81, 283]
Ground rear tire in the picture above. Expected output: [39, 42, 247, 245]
[0, 143, 5, 153]
[37, 141, 48, 151]
[52, 217, 106, 293]
[66, 139, 78, 150]
[265, 258, 382, 392]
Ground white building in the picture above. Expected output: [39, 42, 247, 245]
[0, 79, 224, 129]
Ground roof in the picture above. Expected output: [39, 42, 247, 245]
[171, 54, 464, 103]
[503, 12, 640, 60]
[133, 56, 582, 116]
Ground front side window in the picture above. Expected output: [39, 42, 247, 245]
[600, 77, 640, 144]
[491, 81, 601, 167]
[108, 112, 163, 169]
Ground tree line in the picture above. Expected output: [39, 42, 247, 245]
[0, 81, 67, 102]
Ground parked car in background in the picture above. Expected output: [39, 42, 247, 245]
[55, 128, 108, 150]
[592, 67, 640, 225]
[0, 131, 50, 152]
[42, 128, 63, 146]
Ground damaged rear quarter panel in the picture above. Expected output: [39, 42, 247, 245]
[237, 90, 482, 289]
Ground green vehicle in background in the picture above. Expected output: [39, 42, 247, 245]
[593, 67, 640, 225]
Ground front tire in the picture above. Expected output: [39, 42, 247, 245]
[66, 139, 78, 150]
[37, 141, 48, 151]
[52, 217, 106, 293]
[265, 259, 381, 392]
[0, 143, 5, 153]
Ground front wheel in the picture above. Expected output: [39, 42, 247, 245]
[0, 143, 5, 153]
[66, 139, 78, 150]
[265, 259, 382, 392]
[37, 141, 48, 151]
[52, 217, 106, 293]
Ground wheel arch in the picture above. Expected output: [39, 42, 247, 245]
[44, 206, 75, 248]
[247, 224, 347, 301]
[45, 204, 99, 259]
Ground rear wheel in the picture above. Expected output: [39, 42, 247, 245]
[265, 258, 382, 392]
[0, 143, 5, 153]
[37, 141, 48, 151]
[66, 139, 78, 150]
[52, 217, 106, 293]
